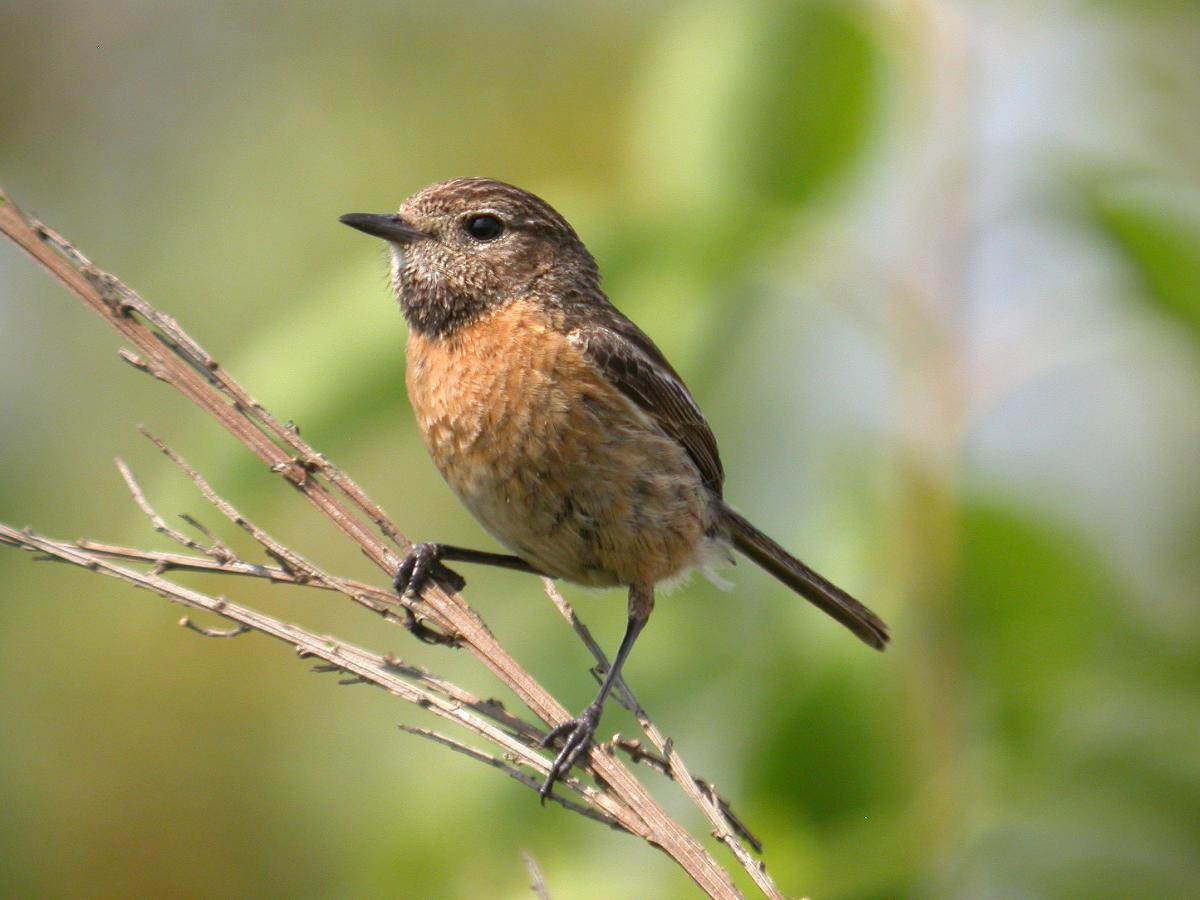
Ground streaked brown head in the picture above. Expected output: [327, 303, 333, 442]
[341, 178, 600, 337]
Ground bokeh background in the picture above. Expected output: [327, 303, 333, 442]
[2, 1, 1198, 897]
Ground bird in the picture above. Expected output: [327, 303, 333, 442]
[339, 177, 889, 799]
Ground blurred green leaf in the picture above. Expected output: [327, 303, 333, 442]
[959, 501, 1120, 747]
[731, 1, 880, 211]
[748, 665, 901, 824]
[955, 501, 1200, 896]
[625, 0, 881, 281]
[1089, 179, 1200, 341]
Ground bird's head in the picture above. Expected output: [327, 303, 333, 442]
[341, 177, 599, 337]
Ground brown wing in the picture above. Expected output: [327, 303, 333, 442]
[567, 313, 725, 496]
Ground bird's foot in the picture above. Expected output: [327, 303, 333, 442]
[393, 543, 465, 646]
[539, 702, 602, 802]
[394, 542, 467, 597]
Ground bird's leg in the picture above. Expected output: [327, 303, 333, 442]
[539, 583, 654, 801]
[393, 543, 543, 644]
[394, 542, 543, 596]
[436, 545, 544, 576]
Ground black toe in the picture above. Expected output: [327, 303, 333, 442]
[539, 704, 602, 801]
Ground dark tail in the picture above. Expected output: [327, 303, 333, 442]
[721, 505, 890, 650]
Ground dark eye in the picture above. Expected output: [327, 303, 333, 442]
[463, 214, 504, 242]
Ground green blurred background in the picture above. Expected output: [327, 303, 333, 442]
[2, 1, 1198, 897]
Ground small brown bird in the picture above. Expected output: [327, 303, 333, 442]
[340, 178, 889, 799]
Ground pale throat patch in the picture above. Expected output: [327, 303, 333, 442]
[389, 241, 450, 300]
[387, 243, 406, 296]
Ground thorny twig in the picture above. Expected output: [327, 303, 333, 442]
[0, 522, 605, 820]
[398, 725, 615, 828]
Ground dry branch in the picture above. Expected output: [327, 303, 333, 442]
[0, 184, 783, 898]
[0, 522, 600, 815]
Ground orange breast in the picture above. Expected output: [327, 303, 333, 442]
[405, 298, 713, 587]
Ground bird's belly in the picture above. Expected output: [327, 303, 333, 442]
[406, 300, 714, 587]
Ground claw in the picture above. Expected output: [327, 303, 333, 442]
[539, 703, 602, 802]
[393, 552, 419, 597]
[400, 606, 459, 646]
[393, 542, 466, 598]
[393, 543, 466, 646]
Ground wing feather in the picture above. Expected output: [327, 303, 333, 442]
[567, 315, 725, 495]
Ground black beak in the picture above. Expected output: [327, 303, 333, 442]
[339, 212, 430, 244]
